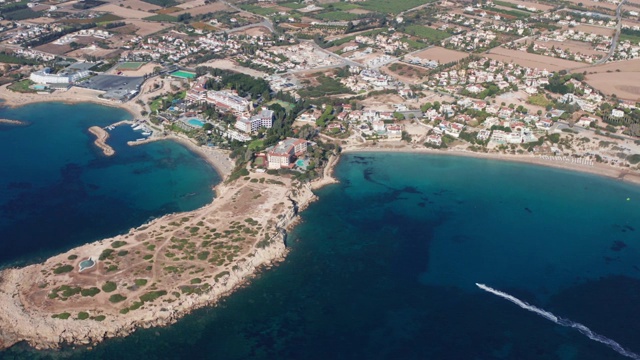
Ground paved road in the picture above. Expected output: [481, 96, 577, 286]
[594, 0, 626, 65]
[221, 1, 275, 33]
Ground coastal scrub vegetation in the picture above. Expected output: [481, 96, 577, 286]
[102, 281, 117, 292]
[53, 265, 74, 274]
[108, 294, 127, 303]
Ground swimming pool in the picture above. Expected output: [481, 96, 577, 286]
[171, 70, 196, 79]
[187, 119, 205, 128]
[78, 258, 95, 272]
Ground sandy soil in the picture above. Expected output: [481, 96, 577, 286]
[172, 2, 230, 16]
[536, 40, 602, 56]
[493, 0, 555, 11]
[176, 0, 206, 10]
[199, 59, 268, 78]
[573, 24, 615, 37]
[412, 46, 470, 63]
[585, 72, 640, 100]
[94, 4, 154, 19]
[0, 85, 143, 118]
[566, 0, 619, 10]
[382, 62, 429, 84]
[109, 62, 159, 77]
[123, 20, 172, 36]
[485, 47, 584, 71]
[235, 26, 271, 37]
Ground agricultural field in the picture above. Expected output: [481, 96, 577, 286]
[321, 3, 362, 11]
[384, 62, 429, 84]
[172, 2, 230, 16]
[61, 14, 123, 25]
[139, 0, 178, 8]
[118, 0, 162, 12]
[360, 0, 437, 14]
[402, 25, 450, 42]
[239, 4, 278, 16]
[126, 19, 173, 35]
[315, 11, 360, 22]
[485, 47, 583, 71]
[94, 4, 155, 19]
[279, 2, 306, 10]
[144, 14, 178, 22]
[2, 8, 40, 20]
[492, 0, 555, 12]
[573, 24, 615, 37]
[412, 46, 469, 63]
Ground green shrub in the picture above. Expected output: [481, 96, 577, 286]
[67, 254, 78, 260]
[140, 290, 167, 302]
[134, 279, 148, 286]
[109, 294, 127, 303]
[111, 240, 127, 248]
[102, 281, 117, 292]
[92, 315, 106, 321]
[81, 287, 101, 297]
[53, 265, 74, 274]
[99, 249, 114, 260]
[77, 312, 89, 320]
[117, 250, 129, 257]
[53, 312, 71, 320]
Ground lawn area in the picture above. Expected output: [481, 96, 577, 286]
[248, 139, 264, 151]
[402, 25, 450, 42]
[7, 79, 36, 93]
[316, 11, 359, 21]
[360, 0, 436, 14]
[493, 0, 536, 12]
[490, 7, 530, 18]
[116, 62, 145, 70]
[266, 100, 295, 112]
[527, 94, 552, 107]
[620, 29, 640, 44]
[143, 14, 178, 22]
[400, 36, 428, 50]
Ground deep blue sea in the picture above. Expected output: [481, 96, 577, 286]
[0, 102, 219, 267]
[2, 115, 640, 360]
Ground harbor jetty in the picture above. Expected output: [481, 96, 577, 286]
[88, 126, 115, 156]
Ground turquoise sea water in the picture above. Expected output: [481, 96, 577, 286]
[0, 102, 219, 267]
[2, 127, 640, 359]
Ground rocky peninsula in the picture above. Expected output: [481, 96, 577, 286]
[0, 171, 319, 350]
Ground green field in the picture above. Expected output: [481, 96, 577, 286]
[279, 2, 306, 9]
[402, 25, 449, 41]
[143, 14, 178, 22]
[360, 0, 436, 14]
[117, 62, 145, 70]
[490, 7, 530, 18]
[327, 28, 385, 47]
[316, 11, 359, 21]
[2, 8, 40, 20]
[321, 3, 362, 10]
[239, 4, 277, 16]
[140, 0, 178, 7]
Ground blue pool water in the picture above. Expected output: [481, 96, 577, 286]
[187, 118, 204, 128]
[78, 258, 94, 271]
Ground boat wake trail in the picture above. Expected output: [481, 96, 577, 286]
[476, 283, 640, 360]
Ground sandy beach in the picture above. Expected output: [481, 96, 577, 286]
[341, 143, 640, 186]
[88, 126, 114, 156]
[0, 85, 143, 119]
